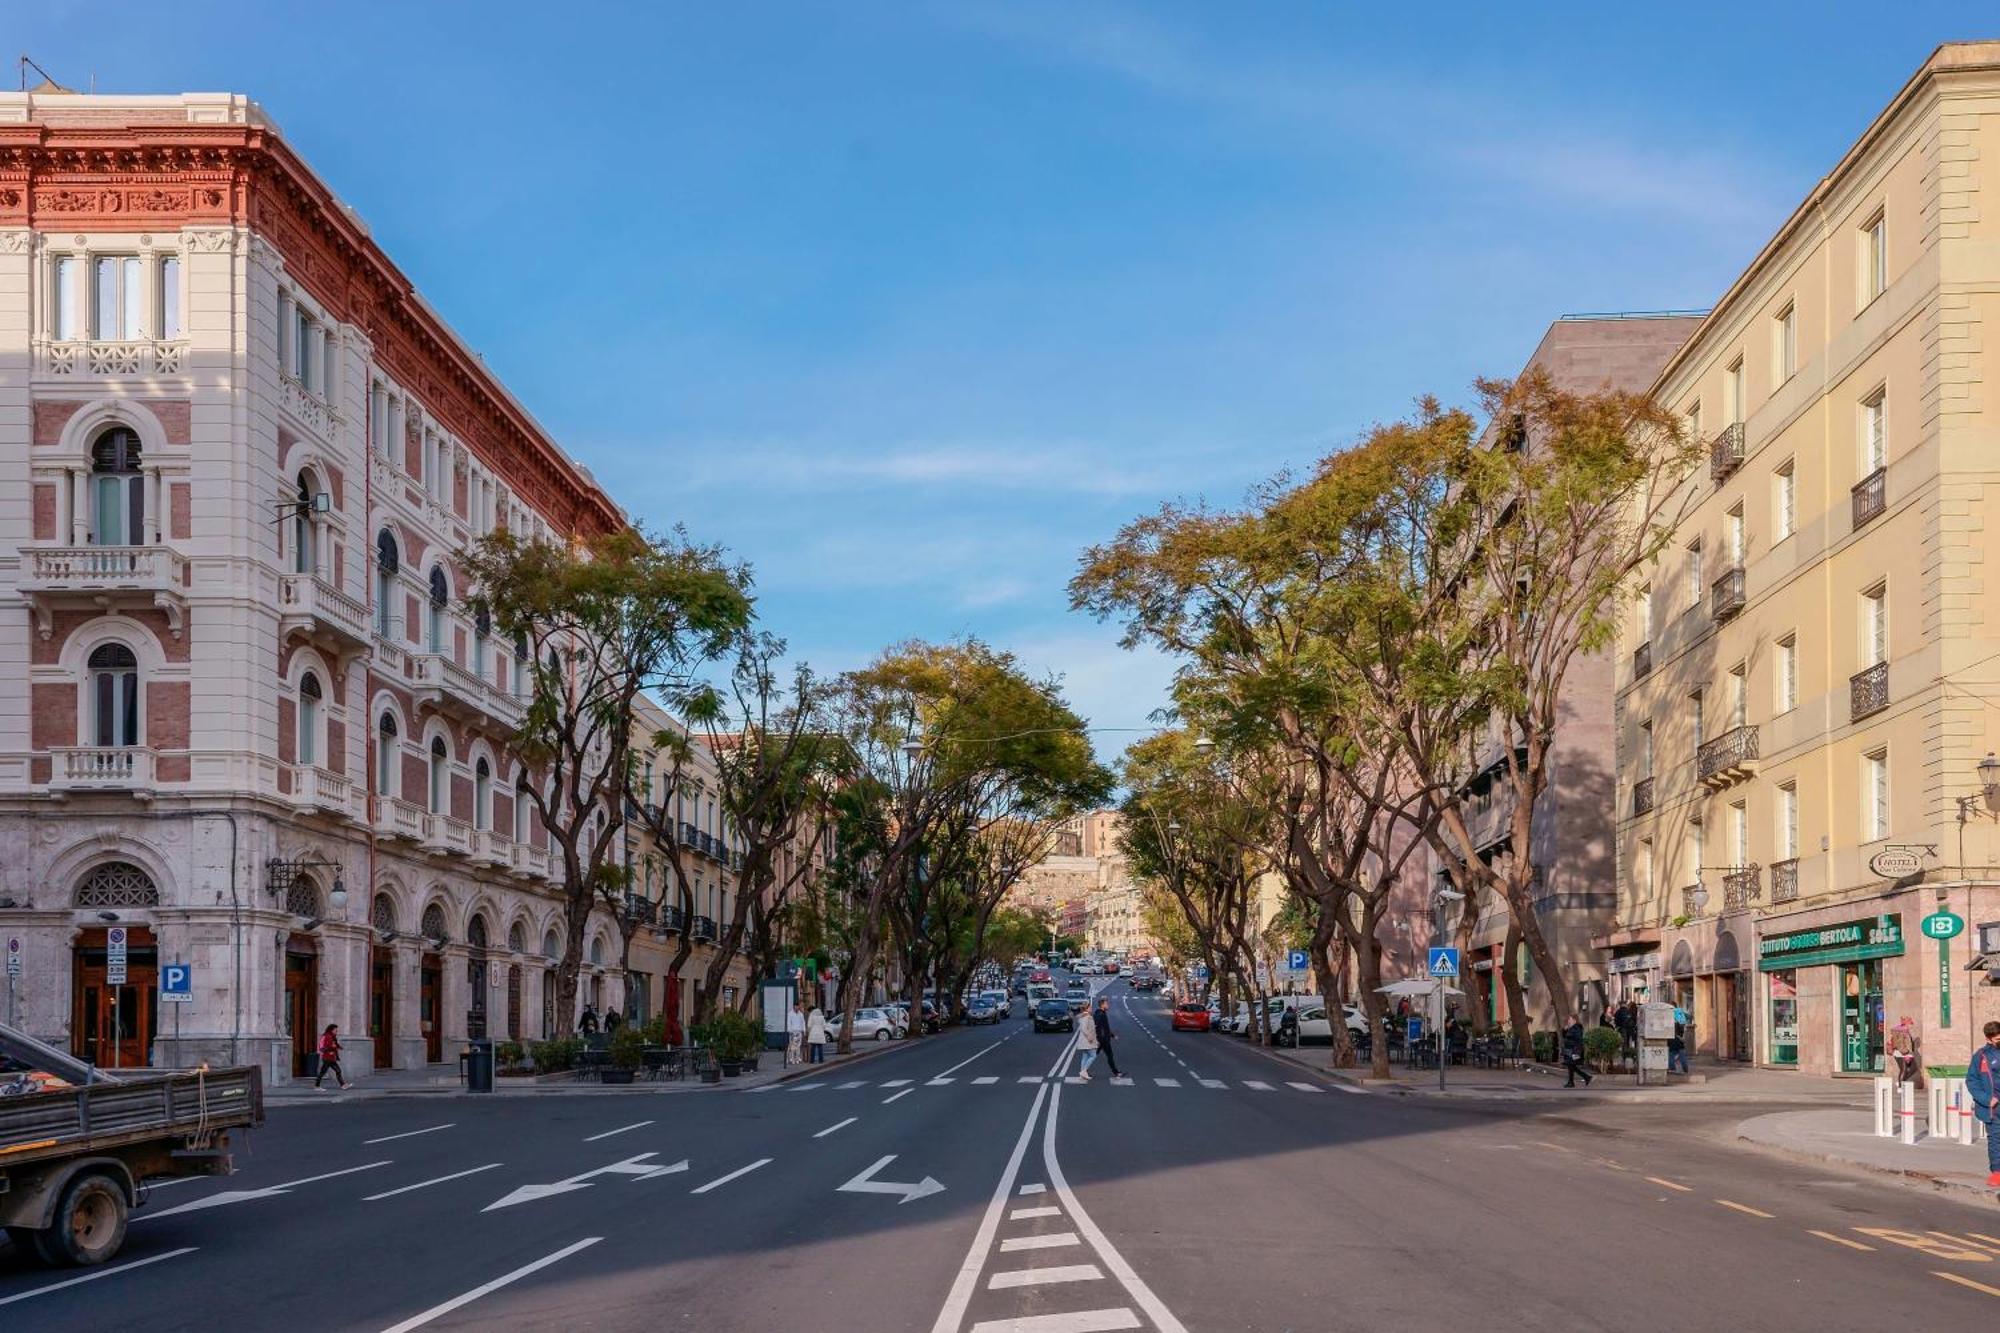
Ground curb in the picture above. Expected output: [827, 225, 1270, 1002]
[1734, 1127, 1997, 1202]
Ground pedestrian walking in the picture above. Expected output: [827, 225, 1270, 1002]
[1667, 1020, 1690, 1074]
[1966, 1021, 2000, 1188]
[1074, 1002, 1100, 1081]
[806, 1004, 829, 1064]
[314, 1024, 349, 1090]
[578, 1005, 599, 1036]
[1093, 997, 1123, 1080]
[1560, 1015, 1593, 1088]
[605, 1008, 623, 1034]
[1888, 1017, 1926, 1090]
[785, 1001, 806, 1066]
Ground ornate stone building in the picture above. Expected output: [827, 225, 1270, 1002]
[0, 90, 628, 1083]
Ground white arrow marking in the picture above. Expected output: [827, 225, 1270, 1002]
[634, 1159, 689, 1180]
[838, 1153, 945, 1205]
[142, 1161, 391, 1219]
[482, 1152, 670, 1211]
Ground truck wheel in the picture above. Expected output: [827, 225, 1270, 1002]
[49, 1172, 127, 1266]
[6, 1225, 60, 1267]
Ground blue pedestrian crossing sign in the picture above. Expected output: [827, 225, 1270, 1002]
[1427, 947, 1461, 979]
[160, 963, 193, 1003]
[1286, 949, 1310, 972]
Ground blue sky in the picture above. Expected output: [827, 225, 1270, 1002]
[18, 3, 1986, 744]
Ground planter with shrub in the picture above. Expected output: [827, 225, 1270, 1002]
[602, 1025, 647, 1084]
[1582, 1026, 1625, 1073]
[496, 1040, 529, 1077]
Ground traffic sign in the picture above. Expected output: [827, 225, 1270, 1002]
[107, 961, 127, 984]
[107, 926, 127, 960]
[1286, 949, 1310, 972]
[161, 963, 193, 1003]
[5, 936, 19, 978]
[1921, 912, 1965, 940]
[1427, 947, 1461, 979]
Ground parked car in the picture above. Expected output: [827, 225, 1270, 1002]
[1171, 1002, 1212, 1032]
[829, 1008, 899, 1042]
[1032, 998, 1076, 1032]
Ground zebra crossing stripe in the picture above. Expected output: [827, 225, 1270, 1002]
[1285, 1082, 1323, 1093]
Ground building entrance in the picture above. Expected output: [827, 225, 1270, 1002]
[70, 926, 157, 1069]
[1839, 959, 1885, 1074]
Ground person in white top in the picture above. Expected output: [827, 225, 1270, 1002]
[806, 1005, 830, 1064]
[1074, 1004, 1100, 1081]
[785, 1001, 806, 1066]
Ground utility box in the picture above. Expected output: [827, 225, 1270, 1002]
[1640, 1002, 1676, 1040]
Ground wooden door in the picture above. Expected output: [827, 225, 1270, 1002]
[506, 965, 521, 1042]
[370, 947, 395, 1069]
[70, 927, 156, 1069]
[420, 955, 442, 1062]
[285, 949, 318, 1077]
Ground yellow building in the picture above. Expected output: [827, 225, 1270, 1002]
[1611, 42, 2000, 1078]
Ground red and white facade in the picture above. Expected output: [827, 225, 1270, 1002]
[0, 91, 629, 1082]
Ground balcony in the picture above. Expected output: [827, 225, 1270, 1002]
[508, 841, 553, 882]
[1697, 724, 1760, 789]
[433, 817, 474, 858]
[49, 746, 156, 796]
[379, 798, 434, 844]
[474, 829, 510, 868]
[1722, 865, 1762, 913]
[691, 915, 718, 943]
[1852, 467, 1886, 529]
[1850, 660, 1889, 723]
[1710, 567, 1746, 623]
[278, 572, 371, 656]
[21, 544, 188, 642]
[657, 904, 686, 935]
[35, 337, 188, 378]
[1632, 641, 1652, 681]
[1709, 423, 1745, 482]
[1632, 776, 1654, 817]
[1771, 858, 1800, 904]
[287, 766, 360, 819]
[620, 894, 658, 928]
[408, 652, 525, 735]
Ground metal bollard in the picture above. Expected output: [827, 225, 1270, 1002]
[1899, 1080, 1919, 1145]
[1874, 1076, 1896, 1137]
[1930, 1080, 1947, 1137]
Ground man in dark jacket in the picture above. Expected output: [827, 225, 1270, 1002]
[1560, 1015, 1593, 1088]
[1967, 1020, 2000, 1187]
[1092, 998, 1123, 1080]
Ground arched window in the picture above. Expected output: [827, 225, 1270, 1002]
[588, 936, 604, 967]
[473, 606, 491, 680]
[428, 736, 448, 814]
[91, 427, 144, 546]
[513, 631, 530, 699]
[74, 860, 159, 908]
[292, 471, 317, 575]
[372, 892, 397, 934]
[376, 712, 399, 796]
[421, 902, 448, 944]
[474, 757, 491, 831]
[468, 913, 490, 951]
[508, 921, 526, 954]
[297, 671, 322, 766]
[88, 642, 139, 748]
[375, 529, 399, 637]
[542, 929, 560, 961]
[427, 567, 449, 653]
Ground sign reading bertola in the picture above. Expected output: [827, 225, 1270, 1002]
[1757, 915, 1904, 972]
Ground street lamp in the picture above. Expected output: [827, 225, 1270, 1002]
[1192, 735, 1216, 757]
[1955, 752, 2000, 871]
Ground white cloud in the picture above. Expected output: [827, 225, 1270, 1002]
[661, 439, 1197, 500]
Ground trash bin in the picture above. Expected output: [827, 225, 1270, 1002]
[463, 1039, 494, 1094]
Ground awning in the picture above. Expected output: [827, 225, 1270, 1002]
[1377, 979, 1465, 999]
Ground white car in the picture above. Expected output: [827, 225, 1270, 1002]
[829, 1007, 899, 1042]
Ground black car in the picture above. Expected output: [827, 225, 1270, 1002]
[1032, 998, 1075, 1032]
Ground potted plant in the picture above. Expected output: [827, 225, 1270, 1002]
[602, 1025, 645, 1084]
[704, 1010, 760, 1076]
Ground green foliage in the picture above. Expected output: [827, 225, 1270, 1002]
[527, 1038, 584, 1073]
[608, 1023, 648, 1070]
[495, 1040, 526, 1071]
[693, 1009, 762, 1062]
[1530, 1030, 1556, 1064]
[1582, 1026, 1624, 1070]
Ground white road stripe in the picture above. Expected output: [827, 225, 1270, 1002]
[928, 1077, 957, 1085]
[1154, 1077, 1181, 1088]
[0, 1246, 198, 1308]
[364, 1163, 503, 1201]
[814, 1117, 859, 1138]
[1000, 1232, 1081, 1252]
[1285, 1082, 1323, 1094]
[691, 1158, 772, 1194]
[1010, 1205, 1061, 1220]
[970, 1310, 1139, 1332]
[1017, 1183, 1046, 1195]
[929, 1084, 1051, 1333]
[1045, 1084, 1189, 1332]
[364, 1123, 455, 1145]
[785, 1082, 826, 1093]
[1198, 1079, 1226, 1089]
[378, 1237, 602, 1333]
[1242, 1080, 1274, 1091]
[933, 1037, 1006, 1080]
[973, 1076, 999, 1085]
[275, 1161, 394, 1190]
[987, 1264, 1104, 1290]
[882, 1078, 914, 1087]
[1063, 1076, 1086, 1085]
[884, 1088, 915, 1104]
[1018, 1076, 1044, 1084]
[583, 1120, 654, 1142]
[837, 1080, 868, 1089]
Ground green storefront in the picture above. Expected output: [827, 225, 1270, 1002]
[1757, 915, 1903, 1073]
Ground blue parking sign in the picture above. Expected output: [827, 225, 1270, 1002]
[1286, 949, 1310, 972]
[160, 963, 193, 1003]
[1427, 947, 1460, 978]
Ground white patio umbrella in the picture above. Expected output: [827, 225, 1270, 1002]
[1376, 978, 1464, 999]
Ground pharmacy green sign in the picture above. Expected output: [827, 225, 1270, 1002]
[1757, 914, 1904, 972]
[1920, 912, 1965, 940]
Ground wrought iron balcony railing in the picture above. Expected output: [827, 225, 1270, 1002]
[1852, 467, 1886, 529]
[1850, 660, 1888, 722]
[1770, 858, 1800, 903]
[1710, 566, 1746, 623]
[1709, 423, 1745, 481]
[1696, 724, 1759, 788]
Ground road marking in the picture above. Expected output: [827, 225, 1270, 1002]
[691, 1158, 772, 1195]
[883, 1078, 914, 1087]
[1000, 1232, 1082, 1252]
[379, 1237, 602, 1333]
[1018, 1076, 1044, 1084]
[930, 1083, 1051, 1333]
[365, 1123, 455, 1145]
[974, 1076, 999, 1085]
[785, 1082, 826, 1093]
[1198, 1079, 1226, 1089]
[0, 1246, 198, 1308]
[584, 1120, 654, 1142]
[934, 1038, 1006, 1080]
[970, 1312, 1139, 1333]
[1010, 1205, 1062, 1219]
[838, 1080, 868, 1089]
[1018, 1183, 1046, 1195]
[1285, 1082, 1323, 1094]
[483, 1152, 683, 1211]
[1063, 1076, 1086, 1085]
[1809, 1230, 1875, 1251]
[1044, 1084, 1189, 1332]
[1857, 1228, 1992, 1261]
[278, 1161, 395, 1190]
[1645, 1177, 1692, 1192]
[1154, 1077, 1181, 1088]
[1945, 1231, 2000, 1253]
[1969, 1233, 2000, 1249]
[839, 1153, 946, 1204]
[1715, 1199, 1774, 1219]
[1936, 1272, 2000, 1298]
[989, 1264, 1103, 1289]
[1242, 1080, 1273, 1091]
[814, 1117, 858, 1139]
[364, 1163, 503, 1201]
[1326, 1082, 1365, 1094]
[885, 1088, 915, 1104]
[142, 1160, 393, 1220]
[929, 1077, 957, 1085]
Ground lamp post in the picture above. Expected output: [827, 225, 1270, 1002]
[1954, 752, 2000, 873]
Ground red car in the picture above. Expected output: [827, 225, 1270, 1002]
[1171, 1002, 1211, 1032]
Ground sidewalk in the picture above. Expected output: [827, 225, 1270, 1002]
[1738, 1107, 1997, 1199]
[1246, 1040, 1870, 1105]
[265, 1042, 898, 1104]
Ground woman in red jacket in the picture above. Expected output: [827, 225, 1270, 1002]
[314, 1023, 350, 1090]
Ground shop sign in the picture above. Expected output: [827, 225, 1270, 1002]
[1757, 914, 1904, 972]
[1609, 952, 1660, 975]
[1920, 912, 1965, 940]
[1869, 848, 1924, 879]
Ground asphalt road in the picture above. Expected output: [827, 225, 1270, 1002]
[9, 972, 2000, 1331]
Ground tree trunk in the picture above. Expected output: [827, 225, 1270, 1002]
[1354, 914, 1389, 1080]
[1500, 920, 1533, 1057]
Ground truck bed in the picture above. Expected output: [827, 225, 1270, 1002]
[1, 1066, 263, 1170]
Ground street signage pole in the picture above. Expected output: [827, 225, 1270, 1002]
[1921, 912, 1965, 1031]
[1427, 947, 1460, 1092]
[5, 935, 20, 1028]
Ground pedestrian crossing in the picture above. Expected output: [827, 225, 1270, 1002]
[755, 1072, 1333, 1098]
